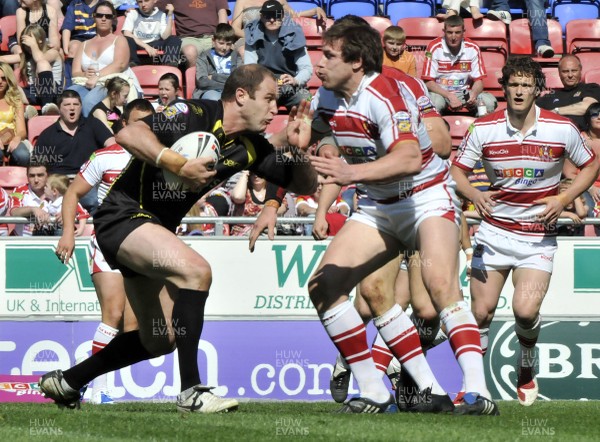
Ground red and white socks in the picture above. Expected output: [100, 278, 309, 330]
[320, 300, 389, 403]
[441, 301, 490, 398]
[91, 322, 118, 394]
[374, 304, 445, 395]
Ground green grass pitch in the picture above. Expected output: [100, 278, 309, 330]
[1, 401, 599, 441]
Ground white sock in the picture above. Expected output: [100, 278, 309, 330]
[91, 322, 118, 394]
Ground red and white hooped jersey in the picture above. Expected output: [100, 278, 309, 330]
[422, 37, 486, 93]
[311, 72, 449, 201]
[453, 107, 596, 240]
[9, 184, 47, 236]
[79, 144, 132, 204]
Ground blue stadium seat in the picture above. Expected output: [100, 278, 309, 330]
[327, 0, 379, 19]
[384, 0, 436, 23]
[287, 0, 324, 13]
[552, 0, 600, 33]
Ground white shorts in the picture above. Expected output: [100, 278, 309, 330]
[351, 182, 461, 251]
[89, 234, 120, 275]
[472, 223, 557, 274]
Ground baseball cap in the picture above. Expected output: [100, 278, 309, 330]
[260, 0, 284, 15]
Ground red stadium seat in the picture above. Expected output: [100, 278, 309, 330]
[542, 67, 564, 91]
[115, 15, 126, 35]
[509, 19, 563, 59]
[463, 18, 508, 55]
[575, 52, 600, 79]
[265, 114, 289, 136]
[131, 65, 183, 99]
[566, 19, 600, 53]
[0, 15, 17, 53]
[293, 17, 333, 49]
[443, 115, 475, 149]
[584, 68, 600, 84]
[481, 52, 505, 100]
[185, 66, 196, 99]
[0, 166, 27, 189]
[397, 17, 444, 50]
[362, 16, 393, 35]
[27, 115, 59, 144]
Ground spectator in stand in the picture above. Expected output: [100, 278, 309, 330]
[193, 23, 240, 101]
[244, 0, 312, 110]
[557, 178, 588, 236]
[583, 103, 600, 216]
[43, 174, 90, 236]
[154, 72, 183, 111]
[159, 0, 229, 68]
[422, 15, 496, 116]
[295, 176, 349, 236]
[90, 77, 129, 134]
[537, 55, 600, 131]
[178, 189, 233, 236]
[18, 24, 63, 114]
[0, 62, 32, 167]
[0, 187, 11, 236]
[16, 0, 60, 52]
[33, 89, 115, 213]
[68, 1, 142, 117]
[382, 26, 416, 78]
[436, 0, 483, 20]
[486, 0, 553, 58]
[230, 170, 287, 236]
[9, 162, 49, 236]
[122, 0, 182, 67]
[62, 0, 99, 59]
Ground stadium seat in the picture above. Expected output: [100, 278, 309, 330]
[115, 15, 126, 35]
[362, 16, 393, 35]
[584, 68, 600, 84]
[542, 66, 564, 90]
[185, 66, 196, 99]
[508, 18, 564, 58]
[443, 115, 475, 149]
[287, 0, 324, 13]
[463, 18, 508, 56]
[27, 115, 59, 144]
[574, 52, 600, 78]
[552, 0, 600, 33]
[566, 19, 600, 52]
[265, 114, 289, 136]
[228, 1, 235, 16]
[327, 0, 378, 19]
[481, 54, 505, 100]
[131, 65, 183, 99]
[0, 166, 27, 189]
[0, 15, 17, 53]
[397, 17, 444, 50]
[293, 17, 333, 49]
[384, 0, 436, 23]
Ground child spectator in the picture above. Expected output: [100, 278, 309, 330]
[122, 0, 182, 67]
[193, 23, 239, 101]
[382, 26, 417, 78]
[10, 0, 61, 58]
[18, 24, 63, 114]
[44, 174, 90, 236]
[154, 72, 183, 112]
[62, 0, 99, 59]
[90, 77, 129, 133]
[559, 178, 588, 236]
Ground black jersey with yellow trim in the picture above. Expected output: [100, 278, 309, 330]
[101, 99, 294, 232]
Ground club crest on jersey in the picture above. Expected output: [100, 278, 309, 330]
[460, 62, 471, 72]
[538, 145, 555, 162]
[392, 111, 412, 133]
[417, 96, 435, 114]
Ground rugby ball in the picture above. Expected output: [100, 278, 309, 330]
[163, 131, 220, 191]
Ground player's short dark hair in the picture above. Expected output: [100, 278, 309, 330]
[122, 99, 155, 122]
[444, 15, 464, 29]
[334, 14, 369, 27]
[221, 64, 276, 101]
[499, 56, 546, 92]
[214, 23, 235, 42]
[57, 89, 81, 107]
[159, 72, 180, 91]
[323, 19, 382, 75]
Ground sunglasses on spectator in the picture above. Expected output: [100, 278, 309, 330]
[590, 112, 600, 119]
[94, 13, 114, 19]
[262, 13, 283, 20]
